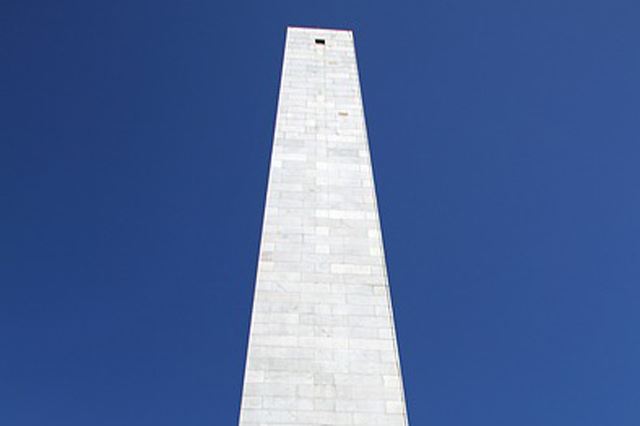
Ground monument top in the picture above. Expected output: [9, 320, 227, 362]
[287, 25, 353, 34]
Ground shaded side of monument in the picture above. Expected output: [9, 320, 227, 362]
[238, 27, 409, 426]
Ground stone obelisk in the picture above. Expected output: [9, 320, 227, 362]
[238, 27, 409, 425]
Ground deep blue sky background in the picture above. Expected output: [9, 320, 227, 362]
[2, 1, 640, 425]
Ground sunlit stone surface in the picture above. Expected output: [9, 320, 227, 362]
[238, 27, 409, 426]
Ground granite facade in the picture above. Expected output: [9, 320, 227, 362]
[238, 27, 409, 426]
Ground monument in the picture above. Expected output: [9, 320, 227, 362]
[238, 27, 409, 425]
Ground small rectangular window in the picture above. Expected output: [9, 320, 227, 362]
[315, 38, 325, 45]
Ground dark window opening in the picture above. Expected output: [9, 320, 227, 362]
[315, 38, 325, 45]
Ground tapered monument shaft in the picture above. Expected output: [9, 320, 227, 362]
[239, 27, 409, 425]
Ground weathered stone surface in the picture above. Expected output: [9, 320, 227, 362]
[238, 27, 409, 426]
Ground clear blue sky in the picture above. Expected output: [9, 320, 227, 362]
[2, 1, 639, 425]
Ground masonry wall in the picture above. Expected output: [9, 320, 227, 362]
[238, 27, 409, 426]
